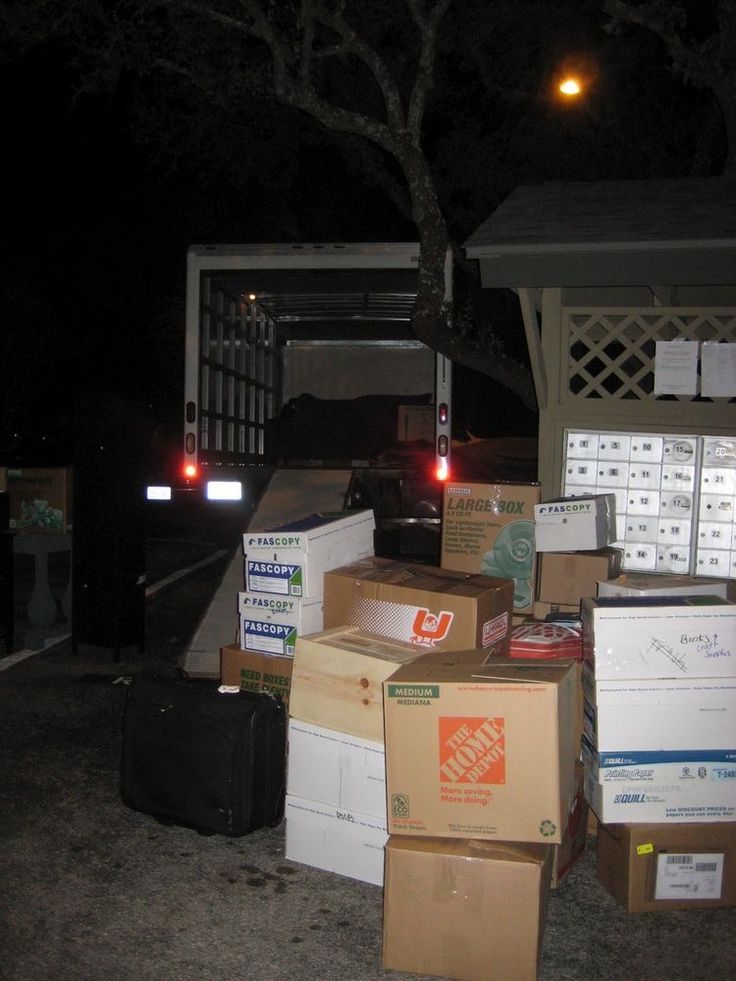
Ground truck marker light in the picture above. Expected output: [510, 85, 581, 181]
[184, 463, 198, 479]
[436, 458, 449, 481]
[438, 402, 449, 425]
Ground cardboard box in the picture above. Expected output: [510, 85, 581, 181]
[537, 548, 622, 606]
[397, 404, 434, 442]
[323, 556, 514, 655]
[237, 591, 324, 657]
[286, 718, 386, 818]
[533, 600, 580, 620]
[6, 467, 73, 533]
[289, 626, 420, 742]
[243, 510, 375, 598]
[551, 760, 588, 889]
[220, 644, 293, 709]
[582, 739, 736, 823]
[382, 836, 553, 981]
[597, 573, 730, 599]
[582, 666, 736, 752]
[597, 822, 736, 911]
[383, 651, 579, 843]
[582, 594, 736, 680]
[284, 794, 387, 886]
[441, 481, 540, 613]
[534, 494, 617, 552]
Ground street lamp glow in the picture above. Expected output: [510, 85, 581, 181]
[559, 77, 582, 97]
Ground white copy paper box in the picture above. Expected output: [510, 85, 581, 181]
[286, 719, 386, 819]
[243, 510, 376, 598]
[534, 494, 617, 552]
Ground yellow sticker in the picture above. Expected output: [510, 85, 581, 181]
[636, 843, 654, 855]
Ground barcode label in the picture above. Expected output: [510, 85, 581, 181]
[655, 852, 724, 900]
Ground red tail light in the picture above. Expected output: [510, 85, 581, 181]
[183, 463, 198, 480]
[436, 458, 449, 481]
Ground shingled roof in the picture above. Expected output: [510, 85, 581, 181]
[464, 177, 736, 287]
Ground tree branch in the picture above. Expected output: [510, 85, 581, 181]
[406, 0, 455, 139]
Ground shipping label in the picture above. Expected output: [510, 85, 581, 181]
[654, 852, 724, 900]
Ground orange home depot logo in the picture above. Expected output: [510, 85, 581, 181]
[410, 608, 454, 646]
[439, 717, 506, 784]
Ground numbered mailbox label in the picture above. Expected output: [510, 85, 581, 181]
[566, 432, 599, 459]
[565, 461, 597, 485]
[696, 548, 731, 577]
[624, 542, 657, 571]
[703, 437, 736, 467]
[597, 434, 631, 461]
[628, 464, 662, 490]
[625, 515, 659, 542]
[627, 491, 661, 516]
[657, 546, 691, 574]
[629, 435, 663, 462]
[663, 437, 697, 463]
[661, 464, 695, 491]
[596, 464, 630, 488]
[701, 467, 736, 494]
[658, 519, 692, 546]
[660, 492, 693, 517]
[699, 494, 735, 523]
[698, 521, 731, 548]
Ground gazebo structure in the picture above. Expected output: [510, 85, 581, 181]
[465, 177, 736, 579]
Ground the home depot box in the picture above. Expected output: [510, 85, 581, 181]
[220, 644, 294, 709]
[237, 592, 324, 657]
[597, 573, 730, 600]
[441, 481, 540, 613]
[582, 739, 736, 823]
[537, 548, 622, 606]
[290, 626, 421, 742]
[597, 822, 736, 911]
[323, 557, 513, 655]
[5, 467, 73, 533]
[382, 836, 553, 981]
[397, 403, 434, 442]
[582, 595, 736, 680]
[286, 718, 385, 818]
[582, 667, 736, 752]
[383, 651, 578, 843]
[534, 494, 617, 553]
[284, 794, 386, 886]
[243, 510, 375, 598]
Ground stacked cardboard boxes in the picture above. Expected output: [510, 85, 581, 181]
[284, 559, 516, 888]
[284, 626, 421, 886]
[381, 651, 582, 980]
[582, 592, 736, 911]
[221, 510, 375, 697]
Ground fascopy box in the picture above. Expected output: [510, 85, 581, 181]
[6, 467, 73, 533]
[597, 822, 736, 911]
[537, 548, 622, 606]
[441, 481, 540, 613]
[597, 573, 730, 600]
[243, 510, 375, 598]
[582, 739, 736, 823]
[534, 494, 617, 552]
[220, 645, 294, 709]
[383, 652, 578, 843]
[382, 836, 553, 981]
[284, 795, 387, 886]
[290, 626, 420, 742]
[237, 591, 324, 657]
[582, 594, 736, 680]
[582, 667, 736, 752]
[286, 718, 386, 818]
[324, 556, 513, 654]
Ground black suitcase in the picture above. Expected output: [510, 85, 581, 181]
[120, 673, 287, 836]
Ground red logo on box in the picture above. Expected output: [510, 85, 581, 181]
[438, 716, 506, 784]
